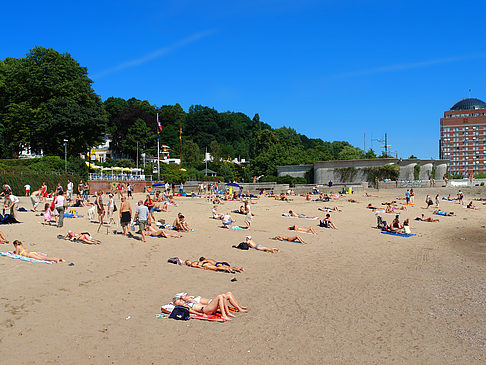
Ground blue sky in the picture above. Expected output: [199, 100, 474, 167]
[2, 0, 485, 159]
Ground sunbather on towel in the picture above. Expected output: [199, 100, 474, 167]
[173, 295, 234, 320]
[145, 224, 182, 238]
[288, 225, 317, 235]
[173, 213, 191, 231]
[198, 257, 245, 272]
[433, 209, 454, 216]
[65, 230, 101, 244]
[245, 236, 279, 253]
[12, 240, 65, 263]
[175, 291, 247, 312]
[184, 260, 239, 273]
[274, 235, 307, 244]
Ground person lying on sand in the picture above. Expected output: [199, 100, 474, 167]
[145, 224, 182, 238]
[366, 203, 379, 210]
[199, 257, 245, 272]
[284, 210, 318, 219]
[274, 235, 307, 244]
[318, 206, 341, 212]
[277, 193, 293, 201]
[0, 231, 9, 243]
[65, 230, 101, 244]
[184, 260, 241, 273]
[288, 225, 317, 235]
[320, 214, 337, 229]
[12, 240, 65, 263]
[415, 214, 439, 222]
[433, 209, 454, 216]
[244, 236, 280, 253]
[364, 192, 378, 197]
[347, 198, 359, 203]
[173, 295, 234, 321]
[175, 291, 247, 312]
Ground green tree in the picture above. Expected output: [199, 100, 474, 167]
[337, 146, 365, 160]
[0, 47, 106, 157]
[182, 139, 202, 167]
[209, 140, 223, 162]
[121, 118, 155, 160]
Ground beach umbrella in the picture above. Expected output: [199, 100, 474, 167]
[225, 182, 241, 188]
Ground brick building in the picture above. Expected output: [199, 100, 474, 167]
[439, 98, 486, 176]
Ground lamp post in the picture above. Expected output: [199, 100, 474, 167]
[63, 139, 68, 173]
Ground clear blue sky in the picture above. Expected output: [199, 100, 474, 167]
[2, 0, 485, 159]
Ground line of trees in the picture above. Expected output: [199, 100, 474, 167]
[1, 46, 383, 182]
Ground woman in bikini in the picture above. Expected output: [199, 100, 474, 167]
[175, 292, 247, 312]
[144, 224, 182, 238]
[65, 230, 101, 244]
[198, 257, 245, 272]
[288, 225, 317, 235]
[173, 295, 235, 320]
[12, 240, 65, 263]
[244, 236, 279, 252]
[184, 260, 238, 273]
[274, 235, 307, 244]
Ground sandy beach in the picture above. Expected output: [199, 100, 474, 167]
[0, 188, 485, 364]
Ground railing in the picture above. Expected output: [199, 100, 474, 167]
[89, 174, 153, 181]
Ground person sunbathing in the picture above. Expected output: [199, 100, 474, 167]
[366, 203, 379, 210]
[12, 240, 65, 263]
[388, 215, 403, 231]
[318, 206, 341, 212]
[285, 210, 318, 219]
[433, 209, 454, 216]
[0, 231, 9, 244]
[184, 260, 239, 273]
[222, 213, 235, 227]
[288, 225, 317, 235]
[415, 214, 439, 222]
[174, 295, 234, 320]
[466, 201, 479, 210]
[399, 219, 412, 234]
[65, 230, 101, 244]
[173, 213, 190, 231]
[212, 206, 224, 219]
[320, 214, 337, 229]
[364, 192, 378, 197]
[244, 236, 279, 253]
[347, 198, 359, 203]
[145, 224, 182, 238]
[198, 257, 245, 272]
[175, 291, 247, 312]
[385, 203, 394, 213]
[274, 235, 307, 244]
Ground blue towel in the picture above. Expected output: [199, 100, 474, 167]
[0, 251, 53, 264]
[380, 231, 416, 237]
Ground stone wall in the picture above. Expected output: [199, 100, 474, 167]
[276, 164, 312, 179]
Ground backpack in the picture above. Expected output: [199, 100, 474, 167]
[169, 305, 190, 320]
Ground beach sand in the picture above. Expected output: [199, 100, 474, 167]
[0, 189, 485, 364]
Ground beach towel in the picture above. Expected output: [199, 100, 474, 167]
[156, 312, 227, 322]
[380, 231, 416, 237]
[282, 214, 318, 220]
[225, 225, 246, 230]
[0, 251, 53, 264]
[64, 212, 83, 218]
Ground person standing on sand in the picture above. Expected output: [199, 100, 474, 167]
[410, 188, 415, 204]
[40, 182, 47, 202]
[66, 179, 73, 201]
[78, 180, 84, 197]
[133, 200, 149, 242]
[83, 182, 89, 200]
[95, 191, 104, 225]
[119, 196, 132, 235]
[24, 184, 31, 197]
[55, 190, 66, 228]
[30, 189, 41, 211]
[127, 182, 133, 199]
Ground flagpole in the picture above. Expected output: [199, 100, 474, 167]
[179, 124, 182, 167]
[157, 113, 160, 181]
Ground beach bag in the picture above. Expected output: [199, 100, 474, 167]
[169, 305, 190, 320]
[113, 203, 117, 212]
[167, 257, 182, 265]
[233, 241, 250, 250]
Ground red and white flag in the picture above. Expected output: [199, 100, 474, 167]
[157, 113, 162, 133]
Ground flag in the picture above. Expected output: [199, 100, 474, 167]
[157, 113, 162, 133]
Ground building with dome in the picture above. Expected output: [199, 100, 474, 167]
[439, 98, 486, 176]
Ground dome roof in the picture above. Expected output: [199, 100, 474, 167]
[450, 98, 486, 111]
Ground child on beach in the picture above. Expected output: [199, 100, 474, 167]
[43, 203, 53, 225]
[12, 240, 65, 263]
